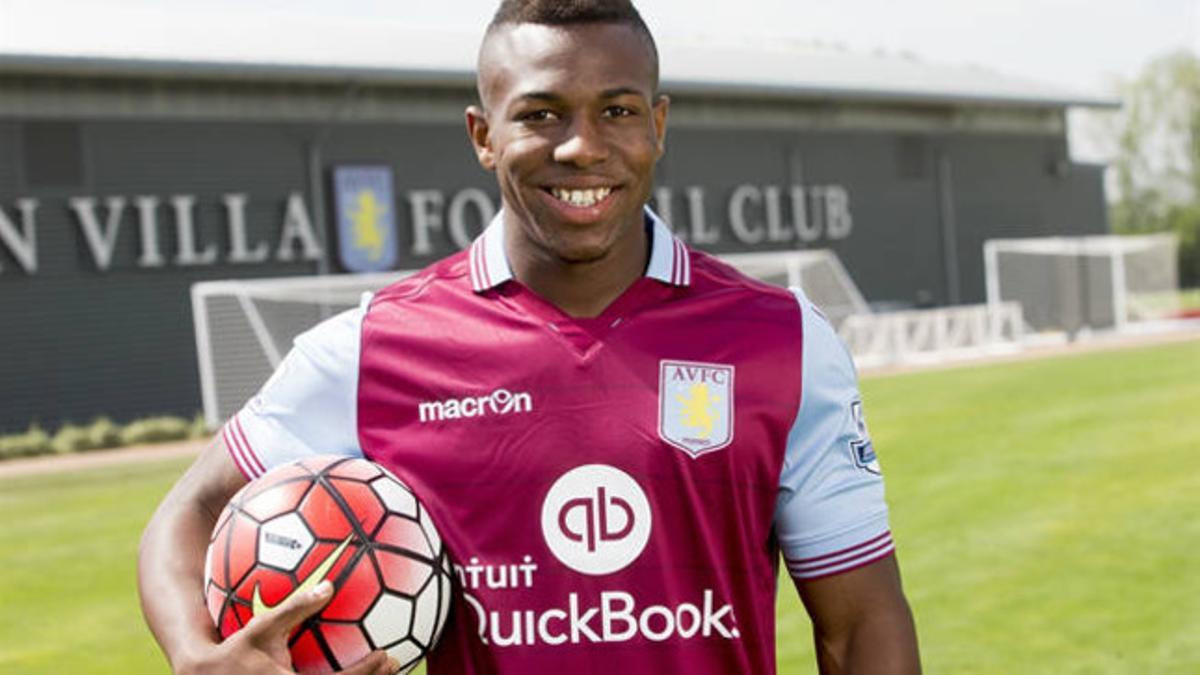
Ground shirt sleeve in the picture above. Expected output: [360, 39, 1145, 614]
[221, 295, 369, 480]
[774, 287, 894, 581]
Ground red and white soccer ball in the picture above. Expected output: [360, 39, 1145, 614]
[203, 456, 453, 674]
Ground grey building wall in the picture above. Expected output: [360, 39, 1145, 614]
[0, 120, 324, 432]
[0, 113, 1108, 433]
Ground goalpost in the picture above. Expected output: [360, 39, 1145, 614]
[201, 238, 1113, 428]
[192, 245, 1061, 428]
[984, 234, 1180, 334]
[191, 250, 869, 429]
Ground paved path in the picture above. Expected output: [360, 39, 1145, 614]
[861, 323, 1200, 378]
[0, 438, 207, 479]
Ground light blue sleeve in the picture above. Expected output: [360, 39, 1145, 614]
[774, 288, 894, 580]
[221, 296, 369, 479]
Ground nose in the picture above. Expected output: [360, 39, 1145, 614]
[553, 116, 609, 167]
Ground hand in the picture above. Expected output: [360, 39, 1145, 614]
[176, 580, 397, 675]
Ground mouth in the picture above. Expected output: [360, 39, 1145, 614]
[537, 184, 622, 223]
[544, 186, 617, 209]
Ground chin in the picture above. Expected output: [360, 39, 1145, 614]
[556, 249, 609, 265]
[545, 238, 612, 265]
[529, 221, 620, 265]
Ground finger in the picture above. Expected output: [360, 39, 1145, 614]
[256, 579, 335, 635]
[380, 655, 402, 675]
[336, 650, 395, 675]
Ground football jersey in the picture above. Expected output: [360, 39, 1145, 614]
[224, 207, 893, 674]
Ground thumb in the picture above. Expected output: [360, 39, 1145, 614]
[256, 579, 335, 637]
[337, 650, 397, 675]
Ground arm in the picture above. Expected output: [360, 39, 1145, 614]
[776, 287, 920, 673]
[137, 435, 392, 675]
[795, 555, 920, 674]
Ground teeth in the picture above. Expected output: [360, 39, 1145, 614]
[552, 187, 612, 207]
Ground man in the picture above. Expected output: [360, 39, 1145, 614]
[138, 1, 921, 673]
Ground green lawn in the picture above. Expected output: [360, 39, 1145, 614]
[0, 457, 193, 672]
[3, 339, 1198, 673]
[1179, 288, 1200, 315]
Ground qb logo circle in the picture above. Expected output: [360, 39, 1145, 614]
[540, 464, 652, 576]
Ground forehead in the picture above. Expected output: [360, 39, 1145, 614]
[478, 23, 657, 107]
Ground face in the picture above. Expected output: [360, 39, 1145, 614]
[467, 22, 669, 266]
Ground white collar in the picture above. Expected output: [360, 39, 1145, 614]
[468, 205, 691, 292]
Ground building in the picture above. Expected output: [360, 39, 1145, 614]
[0, 39, 1117, 432]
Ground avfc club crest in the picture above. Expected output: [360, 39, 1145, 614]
[333, 165, 398, 273]
[658, 360, 735, 458]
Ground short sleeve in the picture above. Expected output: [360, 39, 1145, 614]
[774, 288, 894, 581]
[221, 296, 369, 479]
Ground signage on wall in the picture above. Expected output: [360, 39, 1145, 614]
[333, 166, 399, 274]
[0, 176, 853, 276]
[653, 183, 853, 246]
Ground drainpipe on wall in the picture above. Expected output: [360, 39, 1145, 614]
[936, 150, 962, 307]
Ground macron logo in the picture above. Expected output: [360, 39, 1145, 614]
[418, 388, 533, 423]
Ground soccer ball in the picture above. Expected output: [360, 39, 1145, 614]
[203, 456, 453, 674]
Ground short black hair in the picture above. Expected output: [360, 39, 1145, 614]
[490, 0, 650, 27]
[484, 0, 659, 81]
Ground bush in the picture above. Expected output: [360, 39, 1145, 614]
[0, 425, 53, 459]
[188, 413, 212, 440]
[0, 413, 209, 461]
[118, 416, 193, 446]
[1166, 203, 1200, 288]
[49, 418, 125, 454]
[87, 417, 122, 450]
[51, 424, 92, 454]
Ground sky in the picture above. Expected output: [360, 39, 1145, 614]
[1, 0, 1197, 160]
[1, 0, 1195, 90]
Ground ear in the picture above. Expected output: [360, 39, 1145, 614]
[651, 94, 670, 158]
[465, 105, 496, 171]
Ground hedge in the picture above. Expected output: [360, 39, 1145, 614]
[0, 415, 209, 461]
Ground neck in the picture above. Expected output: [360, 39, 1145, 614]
[505, 217, 649, 319]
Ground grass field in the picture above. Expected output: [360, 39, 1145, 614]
[2, 339, 1198, 673]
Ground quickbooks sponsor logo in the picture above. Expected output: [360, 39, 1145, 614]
[457, 465, 739, 649]
[463, 589, 740, 647]
[541, 465, 651, 576]
[418, 388, 532, 423]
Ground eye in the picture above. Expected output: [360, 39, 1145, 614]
[603, 105, 636, 118]
[517, 109, 559, 122]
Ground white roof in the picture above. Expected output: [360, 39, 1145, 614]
[0, 29, 1116, 109]
[660, 38, 1117, 108]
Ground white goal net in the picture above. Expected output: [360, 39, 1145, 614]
[718, 250, 870, 328]
[192, 272, 413, 428]
[191, 249, 869, 428]
[984, 234, 1180, 334]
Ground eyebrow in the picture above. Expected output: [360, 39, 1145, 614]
[599, 86, 645, 99]
[515, 91, 562, 104]
[513, 86, 647, 104]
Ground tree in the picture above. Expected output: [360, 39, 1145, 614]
[1103, 50, 1200, 287]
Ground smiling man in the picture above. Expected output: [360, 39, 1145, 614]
[467, 12, 668, 318]
[138, 1, 919, 673]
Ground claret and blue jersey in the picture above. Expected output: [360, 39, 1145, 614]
[223, 207, 894, 674]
